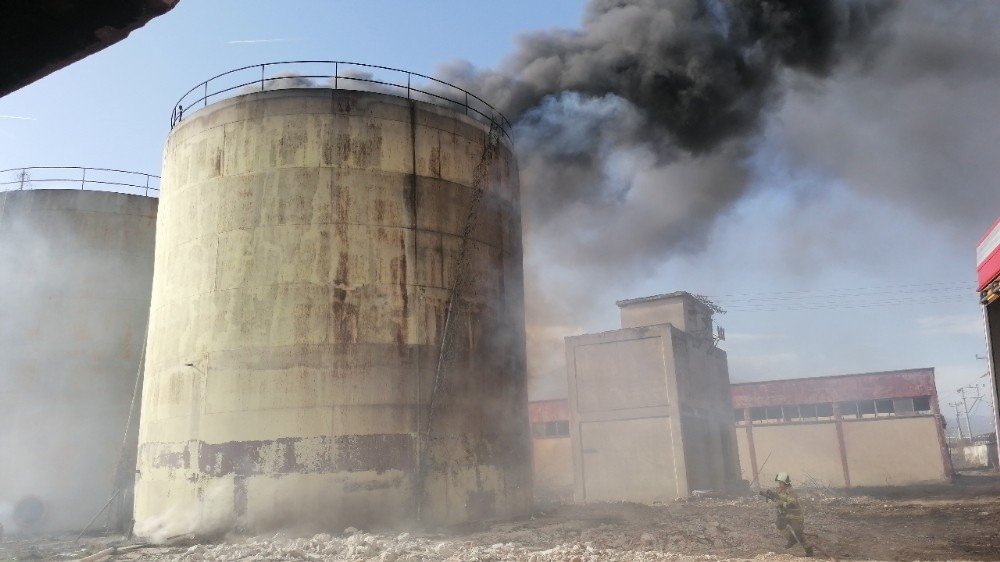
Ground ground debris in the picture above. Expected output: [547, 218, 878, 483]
[3, 471, 997, 561]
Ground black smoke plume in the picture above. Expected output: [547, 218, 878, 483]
[443, 0, 892, 146]
[434, 0, 896, 398]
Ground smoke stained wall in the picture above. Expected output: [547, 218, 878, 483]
[0, 189, 156, 531]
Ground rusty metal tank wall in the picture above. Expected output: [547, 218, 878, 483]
[0, 189, 157, 531]
[135, 88, 530, 537]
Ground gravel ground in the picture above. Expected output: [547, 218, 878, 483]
[3, 473, 998, 561]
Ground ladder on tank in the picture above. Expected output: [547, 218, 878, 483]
[415, 118, 504, 522]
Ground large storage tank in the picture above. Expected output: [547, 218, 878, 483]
[0, 176, 157, 532]
[135, 82, 530, 537]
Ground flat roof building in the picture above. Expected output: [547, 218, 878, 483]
[731, 368, 953, 488]
[564, 292, 741, 502]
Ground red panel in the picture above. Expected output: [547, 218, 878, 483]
[978, 217, 1000, 291]
[730, 369, 937, 408]
[978, 216, 1000, 246]
[978, 246, 1000, 291]
[528, 399, 569, 422]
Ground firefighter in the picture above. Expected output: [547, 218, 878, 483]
[760, 472, 813, 557]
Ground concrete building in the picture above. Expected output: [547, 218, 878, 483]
[565, 292, 741, 503]
[951, 436, 998, 470]
[135, 83, 529, 537]
[732, 368, 953, 488]
[528, 399, 572, 502]
[0, 181, 157, 531]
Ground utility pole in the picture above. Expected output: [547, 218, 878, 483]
[16, 169, 29, 190]
[958, 383, 987, 439]
[949, 401, 966, 440]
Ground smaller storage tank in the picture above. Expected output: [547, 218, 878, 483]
[0, 168, 158, 532]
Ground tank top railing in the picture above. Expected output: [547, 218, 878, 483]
[169, 61, 513, 142]
[0, 167, 160, 197]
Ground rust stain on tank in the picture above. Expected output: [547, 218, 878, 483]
[334, 96, 354, 114]
[322, 137, 335, 166]
[199, 438, 303, 477]
[332, 298, 359, 343]
[429, 146, 441, 178]
[279, 125, 308, 163]
[336, 123, 383, 168]
[397, 236, 409, 352]
[291, 302, 315, 344]
[334, 251, 350, 287]
[145, 435, 416, 477]
[150, 445, 191, 470]
[334, 185, 351, 224]
[373, 200, 387, 223]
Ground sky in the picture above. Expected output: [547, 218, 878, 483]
[1, 0, 997, 429]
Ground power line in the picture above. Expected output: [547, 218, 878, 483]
[725, 294, 970, 313]
[709, 280, 969, 298]
[702, 280, 978, 312]
[718, 288, 972, 306]
[709, 283, 975, 304]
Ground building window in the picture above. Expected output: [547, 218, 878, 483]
[798, 404, 818, 421]
[765, 406, 783, 422]
[816, 403, 834, 419]
[839, 401, 860, 419]
[739, 397, 932, 426]
[532, 420, 569, 438]
[914, 396, 932, 414]
[740, 403, 841, 424]
[858, 400, 877, 418]
[893, 398, 915, 416]
[875, 399, 895, 416]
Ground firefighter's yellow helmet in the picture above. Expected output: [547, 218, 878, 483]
[775, 472, 791, 484]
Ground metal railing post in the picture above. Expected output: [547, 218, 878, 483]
[0, 168, 161, 197]
[168, 61, 513, 145]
